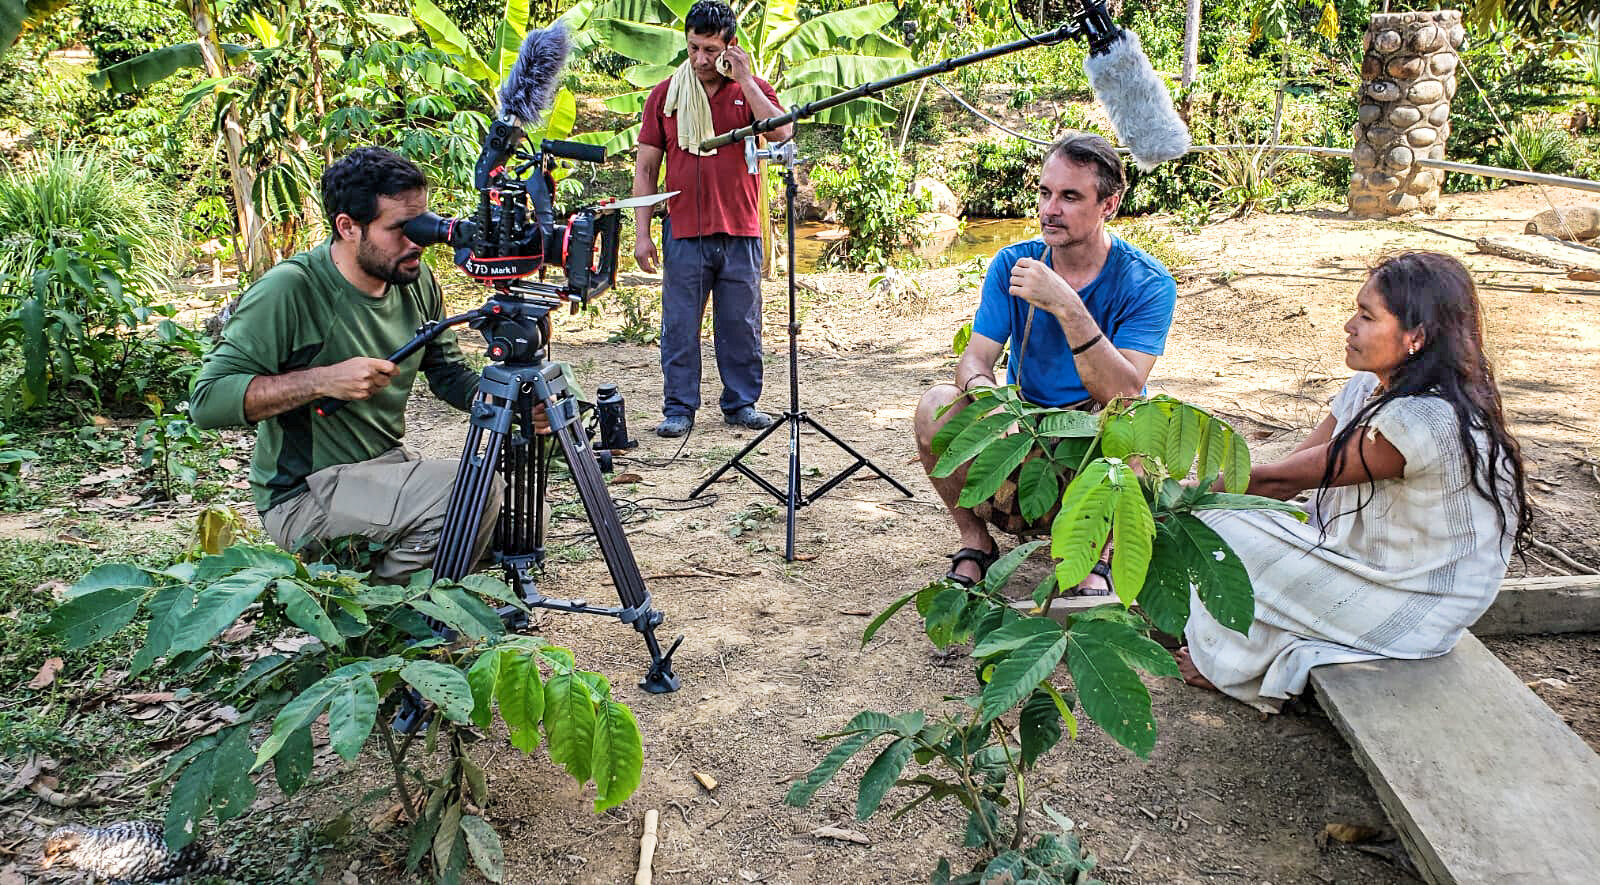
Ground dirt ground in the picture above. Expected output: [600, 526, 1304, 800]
[10, 186, 1597, 884]
[329, 185, 1598, 885]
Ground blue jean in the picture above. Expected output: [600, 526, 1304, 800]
[660, 218, 764, 417]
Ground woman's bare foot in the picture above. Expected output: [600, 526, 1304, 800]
[1175, 647, 1218, 691]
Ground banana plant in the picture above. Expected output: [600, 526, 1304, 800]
[580, 0, 915, 154]
[788, 391, 1304, 881]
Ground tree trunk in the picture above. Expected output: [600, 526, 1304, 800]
[188, 0, 268, 280]
[1180, 0, 1200, 120]
[305, 24, 332, 166]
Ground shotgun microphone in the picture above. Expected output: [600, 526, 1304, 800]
[1082, 26, 1191, 171]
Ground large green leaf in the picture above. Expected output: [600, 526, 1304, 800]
[414, 0, 495, 84]
[497, 649, 545, 753]
[776, 83, 897, 127]
[756, 0, 798, 58]
[1109, 466, 1155, 606]
[972, 615, 1061, 659]
[860, 589, 918, 647]
[931, 411, 1013, 478]
[782, 53, 914, 87]
[361, 12, 417, 35]
[1186, 491, 1308, 521]
[273, 725, 314, 796]
[1037, 410, 1099, 438]
[929, 400, 987, 459]
[1100, 413, 1136, 460]
[595, 17, 682, 64]
[88, 42, 253, 93]
[1050, 461, 1114, 588]
[254, 666, 358, 769]
[1138, 522, 1193, 637]
[544, 673, 597, 782]
[603, 89, 649, 115]
[1131, 400, 1172, 466]
[590, 700, 643, 811]
[978, 538, 1047, 596]
[958, 432, 1035, 508]
[1080, 618, 1178, 678]
[1017, 456, 1062, 524]
[401, 660, 476, 724]
[170, 568, 278, 655]
[979, 630, 1069, 724]
[494, 0, 532, 83]
[785, 730, 882, 807]
[192, 544, 298, 582]
[66, 563, 153, 599]
[623, 62, 676, 88]
[327, 674, 379, 761]
[275, 580, 343, 647]
[1066, 620, 1156, 757]
[855, 736, 913, 819]
[1019, 689, 1063, 768]
[1168, 514, 1254, 634]
[44, 586, 144, 649]
[131, 584, 193, 675]
[1164, 403, 1204, 479]
[467, 648, 503, 729]
[777, 2, 899, 64]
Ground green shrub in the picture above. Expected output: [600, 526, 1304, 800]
[1489, 120, 1578, 175]
[811, 127, 929, 270]
[954, 138, 1039, 218]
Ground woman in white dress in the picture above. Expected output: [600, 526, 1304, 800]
[1177, 251, 1532, 712]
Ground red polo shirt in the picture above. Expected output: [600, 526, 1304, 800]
[638, 74, 781, 239]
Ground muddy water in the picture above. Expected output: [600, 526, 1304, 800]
[791, 217, 1039, 273]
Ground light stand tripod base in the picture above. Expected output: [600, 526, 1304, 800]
[691, 141, 912, 562]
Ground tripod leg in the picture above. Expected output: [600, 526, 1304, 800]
[552, 417, 681, 693]
[436, 393, 510, 582]
[785, 409, 800, 562]
[799, 412, 916, 500]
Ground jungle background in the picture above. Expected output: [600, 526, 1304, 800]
[1, 0, 1598, 882]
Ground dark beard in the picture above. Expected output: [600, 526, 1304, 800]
[357, 241, 422, 286]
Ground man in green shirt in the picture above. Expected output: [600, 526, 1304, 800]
[191, 147, 498, 582]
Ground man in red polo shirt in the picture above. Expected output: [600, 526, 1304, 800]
[632, 0, 793, 438]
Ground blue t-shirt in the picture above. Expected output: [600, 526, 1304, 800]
[971, 236, 1177, 407]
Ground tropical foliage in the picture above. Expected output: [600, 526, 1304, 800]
[787, 390, 1303, 880]
[43, 543, 644, 883]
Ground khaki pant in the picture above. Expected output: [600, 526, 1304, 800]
[263, 446, 502, 584]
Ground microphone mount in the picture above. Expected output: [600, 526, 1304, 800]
[699, 0, 1123, 153]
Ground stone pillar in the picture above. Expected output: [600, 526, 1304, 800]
[1348, 10, 1467, 218]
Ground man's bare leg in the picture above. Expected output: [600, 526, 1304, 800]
[915, 383, 996, 584]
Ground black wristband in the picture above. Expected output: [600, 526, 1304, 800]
[1070, 333, 1103, 356]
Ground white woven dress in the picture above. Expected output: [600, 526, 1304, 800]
[1184, 372, 1516, 712]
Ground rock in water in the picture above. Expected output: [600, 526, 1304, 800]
[43, 821, 231, 883]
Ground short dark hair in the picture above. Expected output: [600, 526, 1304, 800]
[1044, 132, 1126, 203]
[685, 0, 736, 42]
[321, 147, 428, 238]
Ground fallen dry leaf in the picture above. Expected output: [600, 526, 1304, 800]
[1, 757, 45, 798]
[610, 472, 644, 485]
[30, 580, 70, 600]
[1317, 821, 1386, 849]
[220, 622, 256, 642]
[810, 826, 870, 845]
[26, 657, 64, 689]
[693, 770, 719, 791]
[218, 457, 241, 471]
[77, 466, 135, 487]
[228, 479, 251, 490]
[104, 494, 142, 508]
[1530, 283, 1561, 294]
[119, 691, 177, 704]
[129, 705, 167, 721]
[1567, 269, 1600, 282]
[368, 801, 406, 834]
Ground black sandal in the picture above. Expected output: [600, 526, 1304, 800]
[945, 546, 1000, 588]
[1072, 560, 1114, 597]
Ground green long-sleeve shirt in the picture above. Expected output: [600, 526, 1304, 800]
[190, 241, 479, 513]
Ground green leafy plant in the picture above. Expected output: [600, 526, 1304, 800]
[43, 545, 644, 883]
[952, 138, 1037, 219]
[134, 394, 220, 499]
[787, 389, 1304, 881]
[0, 426, 39, 504]
[810, 126, 929, 270]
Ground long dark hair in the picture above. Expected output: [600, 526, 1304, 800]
[1316, 251, 1532, 554]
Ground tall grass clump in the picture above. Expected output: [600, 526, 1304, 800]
[0, 148, 181, 299]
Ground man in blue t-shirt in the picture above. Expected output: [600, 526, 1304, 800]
[913, 132, 1177, 588]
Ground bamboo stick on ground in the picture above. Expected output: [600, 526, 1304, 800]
[635, 808, 660, 885]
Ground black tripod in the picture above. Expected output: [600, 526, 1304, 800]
[329, 289, 682, 693]
[691, 140, 912, 561]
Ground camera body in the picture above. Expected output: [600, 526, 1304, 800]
[403, 120, 621, 306]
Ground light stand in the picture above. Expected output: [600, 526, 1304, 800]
[690, 139, 912, 561]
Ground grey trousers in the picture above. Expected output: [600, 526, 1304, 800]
[262, 446, 502, 584]
[660, 218, 764, 417]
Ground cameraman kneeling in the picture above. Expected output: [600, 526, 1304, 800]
[191, 148, 501, 582]
[913, 134, 1176, 590]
